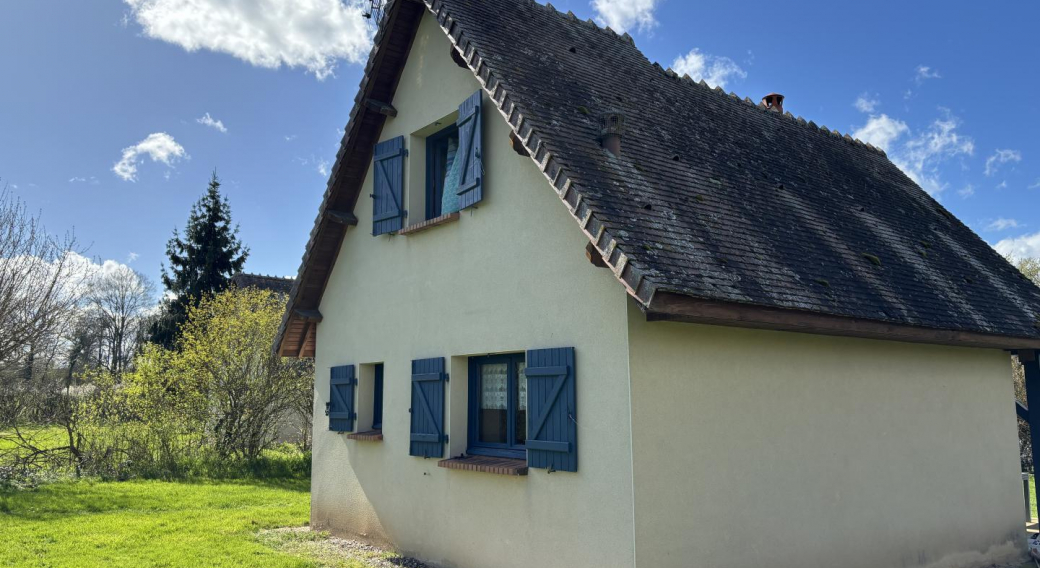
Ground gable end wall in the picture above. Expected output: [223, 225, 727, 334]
[310, 11, 635, 568]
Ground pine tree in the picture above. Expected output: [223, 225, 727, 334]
[149, 173, 248, 348]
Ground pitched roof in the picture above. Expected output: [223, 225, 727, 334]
[277, 0, 1040, 356]
[231, 273, 294, 295]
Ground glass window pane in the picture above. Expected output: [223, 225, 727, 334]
[515, 361, 527, 446]
[479, 363, 508, 444]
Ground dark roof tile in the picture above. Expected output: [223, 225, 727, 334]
[276, 0, 1040, 355]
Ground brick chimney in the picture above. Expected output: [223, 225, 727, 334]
[762, 93, 784, 113]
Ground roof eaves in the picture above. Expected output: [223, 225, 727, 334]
[275, 0, 424, 357]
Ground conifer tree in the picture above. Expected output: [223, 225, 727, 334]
[149, 173, 248, 348]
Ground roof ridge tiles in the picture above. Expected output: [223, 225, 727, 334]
[638, 45, 888, 156]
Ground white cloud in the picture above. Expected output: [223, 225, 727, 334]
[853, 110, 974, 196]
[672, 49, 746, 89]
[284, 134, 298, 142]
[0, 251, 144, 302]
[318, 159, 330, 177]
[996, 232, 1040, 260]
[915, 65, 941, 83]
[196, 112, 227, 133]
[68, 176, 100, 185]
[958, 184, 975, 198]
[592, 0, 658, 34]
[1030, 179, 1040, 189]
[127, 252, 139, 263]
[112, 132, 188, 182]
[123, 0, 375, 80]
[984, 148, 1021, 176]
[986, 218, 1021, 232]
[853, 93, 879, 114]
[852, 114, 908, 153]
[996, 180, 1008, 190]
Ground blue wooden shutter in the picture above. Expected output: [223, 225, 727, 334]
[372, 136, 406, 235]
[526, 347, 577, 472]
[409, 357, 447, 458]
[455, 90, 483, 209]
[329, 365, 356, 432]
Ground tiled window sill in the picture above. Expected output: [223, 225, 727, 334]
[437, 455, 528, 476]
[346, 430, 383, 442]
[398, 212, 460, 236]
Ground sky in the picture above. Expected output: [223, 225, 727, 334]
[1, 0, 1038, 293]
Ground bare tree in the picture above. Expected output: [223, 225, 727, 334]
[0, 185, 87, 480]
[84, 265, 155, 375]
[0, 187, 82, 370]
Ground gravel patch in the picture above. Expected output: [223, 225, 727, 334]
[260, 526, 430, 568]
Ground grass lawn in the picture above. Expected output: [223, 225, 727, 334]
[0, 426, 69, 452]
[0, 478, 314, 567]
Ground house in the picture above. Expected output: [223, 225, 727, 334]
[230, 272, 294, 295]
[274, 1, 1040, 567]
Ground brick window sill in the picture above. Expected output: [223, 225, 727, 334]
[437, 455, 528, 476]
[346, 430, 383, 442]
[398, 212, 460, 236]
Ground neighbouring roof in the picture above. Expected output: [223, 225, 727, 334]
[232, 273, 294, 295]
[276, 0, 1040, 356]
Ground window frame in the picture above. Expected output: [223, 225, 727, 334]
[424, 123, 460, 221]
[372, 363, 384, 430]
[467, 353, 527, 459]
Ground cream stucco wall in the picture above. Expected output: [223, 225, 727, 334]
[627, 301, 1024, 568]
[311, 10, 636, 568]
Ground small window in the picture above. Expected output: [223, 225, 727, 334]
[372, 363, 384, 430]
[468, 353, 527, 458]
[425, 124, 460, 220]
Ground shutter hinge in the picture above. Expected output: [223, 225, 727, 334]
[325, 402, 331, 416]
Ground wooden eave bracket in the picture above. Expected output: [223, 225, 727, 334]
[294, 309, 324, 323]
[586, 242, 607, 268]
[364, 99, 398, 117]
[325, 209, 358, 226]
[509, 132, 530, 157]
[450, 44, 468, 68]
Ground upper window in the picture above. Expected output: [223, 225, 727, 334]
[468, 353, 527, 458]
[376, 89, 483, 235]
[425, 124, 460, 220]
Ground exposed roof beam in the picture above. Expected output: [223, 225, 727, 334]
[297, 321, 313, 358]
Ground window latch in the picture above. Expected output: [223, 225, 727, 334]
[324, 402, 332, 416]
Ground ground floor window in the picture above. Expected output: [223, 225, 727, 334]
[468, 353, 527, 458]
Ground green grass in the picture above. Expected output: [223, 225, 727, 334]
[0, 426, 68, 453]
[1031, 474, 1037, 522]
[0, 478, 313, 567]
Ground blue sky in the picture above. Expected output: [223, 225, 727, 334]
[1, 0, 1037, 291]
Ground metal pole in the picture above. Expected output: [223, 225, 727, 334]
[1021, 351, 1040, 521]
[1026, 472, 1033, 523]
